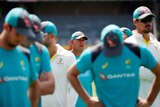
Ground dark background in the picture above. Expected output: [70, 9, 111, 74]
[0, 0, 159, 46]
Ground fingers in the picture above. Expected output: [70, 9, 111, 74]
[98, 102, 105, 107]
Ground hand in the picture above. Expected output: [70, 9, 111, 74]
[39, 72, 48, 81]
[86, 97, 105, 107]
[136, 99, 150, 107]
[0, 78, 5, 83]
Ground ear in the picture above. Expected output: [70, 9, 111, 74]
[50, 34, 55, 38]
[70, 40, 73, 44]
[3, 23, 10, 30]
[133, 19, 137, 26]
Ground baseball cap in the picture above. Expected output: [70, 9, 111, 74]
[28, 14, 43, 42]
[133, 6, 155, 19]
[120, 27, 132, 37]
[41, 21, 58, 36]
[71, 31, 88, 40]
[5, 7, 35, 38]
[101, 24, 123, 57]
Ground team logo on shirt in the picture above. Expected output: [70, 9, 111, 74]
[20, 60, 26, 70]
[101, 62, 108, 69]
[57, 58, 64, 64]
[99, 73, 107, 80]
[0, 62, 3, 69]
[125, 59, 131, 65]
[35, 57, 40, 62]
[125, 59, 131, 69]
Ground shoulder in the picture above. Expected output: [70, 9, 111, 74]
[125, 35, 136, 43]
[57, 44, 75, 57]
[41, 44, 49, 54]
[17, 45, 30, 55]
[64, 48, 75, 58]
[124, 43, 141, 58]
[125, 30, 139, 43]
[17, 45, 30, 60]
[90, 43, 103, 62]
[149, 33, 157, 40]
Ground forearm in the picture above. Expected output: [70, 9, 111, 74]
[146, 75, 160, 105]
[67, 72, 91, 104]
[29, 80, 40, 107]
[39, 72, 55, 95]
[40, 80, 54, 95]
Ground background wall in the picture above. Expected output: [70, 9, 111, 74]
[0, 1, 159, 47]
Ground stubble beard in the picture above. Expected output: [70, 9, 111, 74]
[143, 28, 152, 33]
[143, 24, 152, 33]
[6, 34, 17, 49]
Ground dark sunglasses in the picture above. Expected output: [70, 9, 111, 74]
[139, 17, 153, 23]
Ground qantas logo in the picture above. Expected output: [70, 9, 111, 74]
[99, 73, 135, 80]
[99, 73, 107, 80]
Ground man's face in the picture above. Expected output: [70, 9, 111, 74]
[6, 26, 27, 48]
[43, 34, 56, 47]
[135, 16, 153, 33]
[72, 38, 86, 52]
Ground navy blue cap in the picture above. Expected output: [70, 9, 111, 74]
[5, 7, 35, 39]
[101, 24, 123, 57]
[28, 14, 43, 42]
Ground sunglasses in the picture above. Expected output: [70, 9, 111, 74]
[139, 17, 153, 23]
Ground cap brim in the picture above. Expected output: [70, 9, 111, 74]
[75, 35, 88, 40]
[103, 44, 123, 57]
[16, 27, 36, 39]
[138, 13, 155, 19]
[28, 32, 44, 42]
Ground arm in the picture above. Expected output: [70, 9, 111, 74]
[39, 45, 55, 95]
[29, 79, 40, 107]
[67, 64, 105, 107]
[39, 71, 55, 95]
[137, 63, 160, 107]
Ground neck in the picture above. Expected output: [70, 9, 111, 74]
[72, 49, 82, 57]
[136, 30, 150, 41]
[142, 33, 150, 41]
[48, 43, 58, 58]
[0, 31, 15, 50]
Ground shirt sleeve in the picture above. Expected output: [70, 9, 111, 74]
[140, 46, 158, 69]
[30, 55, 38, 82]
[40, 45, 52, 73]
[76, 48, 92, 73]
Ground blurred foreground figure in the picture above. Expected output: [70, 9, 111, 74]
[0, 7, 39, 107]
[67, 24, 160, 107]
[21, 14, 55, 107]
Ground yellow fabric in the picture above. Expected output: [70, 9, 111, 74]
[92, 82, 97, 97]
[143, 39, 150, 46]
[50, 53, 57, 60]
